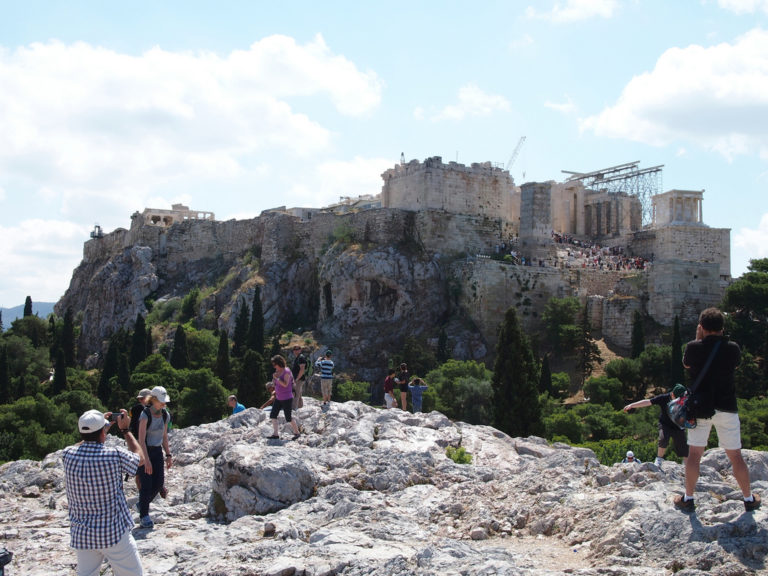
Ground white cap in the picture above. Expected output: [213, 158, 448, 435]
[78, 409, 109, 433]
[626, 450, 634, 458]
[150, 385, 171, 403]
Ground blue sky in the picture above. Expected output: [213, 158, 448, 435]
[2, 0, 768, 306]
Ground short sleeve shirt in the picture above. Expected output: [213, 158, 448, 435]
[62, 442, 139, 549]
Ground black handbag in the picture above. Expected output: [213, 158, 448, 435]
[668, 340, 721, 430]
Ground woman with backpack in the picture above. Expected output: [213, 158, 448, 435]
[137, 385, 172, 529]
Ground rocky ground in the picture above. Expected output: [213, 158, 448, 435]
[1, 399, 766, 575]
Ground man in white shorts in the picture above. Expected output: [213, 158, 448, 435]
[674, 308, 761, 512]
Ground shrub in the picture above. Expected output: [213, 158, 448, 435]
[445, 446, 472, 464]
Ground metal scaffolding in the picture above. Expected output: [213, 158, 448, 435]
[562, 161, 664, 226]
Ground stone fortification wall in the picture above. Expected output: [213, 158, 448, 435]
[648, 226, 730, 279]
[381, 157, 516, 225]
[519, 182, 556, 263]
[646, 260, 723, 327]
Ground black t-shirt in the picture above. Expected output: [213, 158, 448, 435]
[396, 370, 410, 391]
[649, 392, 675, 428]
[292, 353, 307, 381]
[683, 335, 740, 418]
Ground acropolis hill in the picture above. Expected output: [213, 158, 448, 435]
[57, 157, 729, 379]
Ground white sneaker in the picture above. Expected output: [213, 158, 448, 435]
[654, 457, 664, 468]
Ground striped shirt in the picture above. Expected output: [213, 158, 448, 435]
[316, 358, 334, 379]
[62, 441, 139, 549]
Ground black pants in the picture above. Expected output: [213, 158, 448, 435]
[139, 445, 164, 517]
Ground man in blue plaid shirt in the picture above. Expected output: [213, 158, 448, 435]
[63, 409, 145, 575]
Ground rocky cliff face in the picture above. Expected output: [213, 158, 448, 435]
[55, 207, 720, 378]
[1, 400, 766, 575]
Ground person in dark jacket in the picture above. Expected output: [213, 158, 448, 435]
[674, 307, 760, 512]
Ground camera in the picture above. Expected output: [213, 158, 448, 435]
[109, 412, 123, 422]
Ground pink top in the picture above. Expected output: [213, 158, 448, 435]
[273, 367, 294, 402]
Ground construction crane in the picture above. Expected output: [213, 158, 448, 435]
[505, 136, 527, 171]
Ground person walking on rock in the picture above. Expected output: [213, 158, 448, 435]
[623, 383, 689, 469]
[316, 349, 335, 406]
[227, 394, 245, 415]
[674, 307, 761, 512]
[291, 345, 308, 410]
[408, 378, 429, 413]
[62, 409, 145, 575]
[267, 355, 301, 440]
[395, 363, 410, 411]
[137, 386, 173, 529]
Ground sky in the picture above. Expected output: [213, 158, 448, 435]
[2, 0, 768, 307]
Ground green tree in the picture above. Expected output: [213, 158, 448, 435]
[542, 296, 580, 354]
[584, 376, 623, 410]
[52, 348, 67, 395]
[604, 357, 643, 403]
[184, 327, 218, 370]
[269, 333, 281, 358]
[424, 359, 492, 420]
[179, 287, 200, 324]
[0, 345, 10, 404]
[492, 307, 543, 437]
[721, 258, 768, 354]
[544, 410, 583, 444]
[246, 286, 265, 354]
[98, 331, 127, 405]
[23, 296, 33, 318]
[232, 299, 250, 358]
[397, 337, 438, 379]
[630, 310, 645, 359]
[175, 369, 228, 426]
[130, 314, 148, 370]
[235, 350, 267, 409]
[734, 351, 765, 399]
[170, 325, 189, 370]
[215, 331, 232, 388]
[671, 315, 684, 385]
[577, 304, 602, 387]
[637, 344, 671, 394]
[437, 327, 449, 364]
[62, 307, 76, 368]
[539, 354, 552, 395]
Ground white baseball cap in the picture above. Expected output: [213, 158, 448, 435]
[78, 409, 109, 433]
[151, 386, 171, 403]
[626, 450, 634, 458]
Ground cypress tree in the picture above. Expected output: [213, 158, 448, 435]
[0, 345, 10, 404]
[130, 314, 148, 370]
[492, 307, 543, 437]
[52, 348, 67, 395]
[671, 315, 684, 385]
[48, 315, 58, 361]
[246, 286, 265, 354]
[437, 327, 449, 364]
[578, 303, 602, 387]
[539, 354, 552, 395]
[23, 296, 33, 317]
[232, 299, 250, 358]
[62, 307, 76, 367]
[630, 310, 645, 359]
[237, 349, 267, 408]
[98, 332, 126, 404]
[170, 324, 189, 370]
[215, 330, 232, 388]
[0, 310, 4, 333]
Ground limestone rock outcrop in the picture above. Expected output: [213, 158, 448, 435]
[1, 400, 766, 575]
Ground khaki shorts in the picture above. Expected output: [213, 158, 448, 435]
[321, 378, 333, 397]
[687, 410, 742, 450]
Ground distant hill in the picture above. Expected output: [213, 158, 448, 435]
[1, 302, 56, 324]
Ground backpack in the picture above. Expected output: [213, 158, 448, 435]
[135, 405, 170, 436]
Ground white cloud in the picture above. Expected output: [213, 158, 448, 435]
[734, 212, 768, 269]
[0, 219, 88, 304]
[718, 0, 768, 14]
[418, 84, 510, 122]
[0, 36, 384, 305]
[0, 36, 382, 200]
[526, 0, 618, 22]
[580, 28, 768, 159]
[305, 156, 394, 205]
[544, 95, 577, 114]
